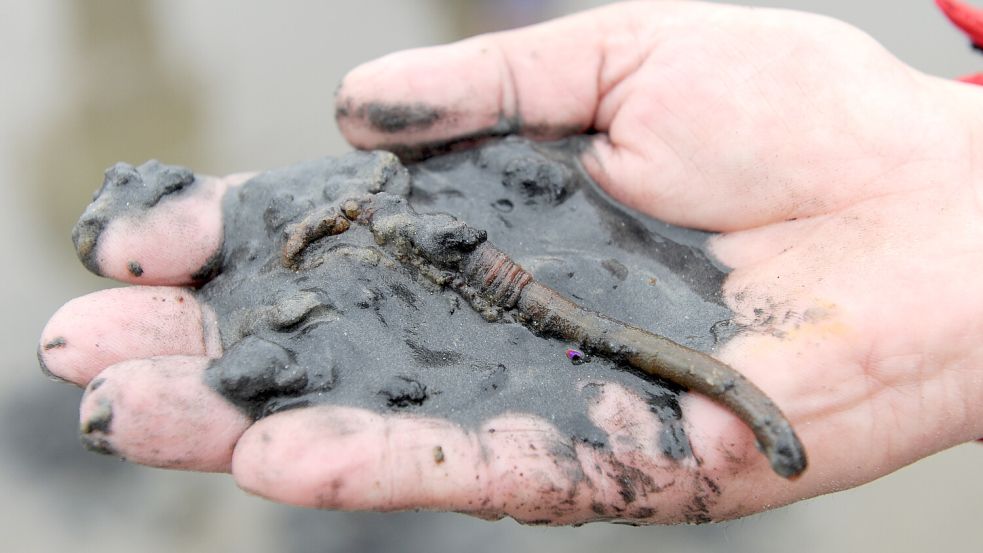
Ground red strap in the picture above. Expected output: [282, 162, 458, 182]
[937, 0, 983, 44]
[959, 72, 983, 84]
[937, 0, 983, 82]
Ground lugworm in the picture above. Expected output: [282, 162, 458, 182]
[286, 193, 808, 479]
[462, 243, 807, 479]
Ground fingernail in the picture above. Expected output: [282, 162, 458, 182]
[80, 398, 118, 457]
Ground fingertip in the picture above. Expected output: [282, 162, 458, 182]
[39, 287, 219, 386]
[232, 407, 371, 508]
[335, 41, 507, 151]
[336, 9, 610, 155]
[79, 356, 250, 472]
[73, 161, 232, 285]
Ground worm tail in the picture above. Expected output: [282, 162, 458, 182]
[464, 244, 806, 479]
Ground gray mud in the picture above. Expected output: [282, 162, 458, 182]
[192, 137, 734, 456]
[73, 161, 196, 275]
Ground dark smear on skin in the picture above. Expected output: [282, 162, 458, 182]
[380, 120, 590, 163]
[632, 507, 656, 519]
[605, 456, 661, 508]
[127, 261, 144, 277]
[80, 434, 118, 456]
[684, 475, 724, 524]
[361, 102, 445, 134]
[546, 439, 589, 491]
[643, 388, 693, 461]
[334, 96, 445, 133]
[710, 319, 738, 345]
[191, 246, 224, 284]
[80, 400, 113, 434]
[44, 336, 67, 350]
[79, 397, 116, 456]
[660, 423, 692, 461]
[375, 115, 520, 162]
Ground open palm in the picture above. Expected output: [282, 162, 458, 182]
[41, 1, 982, 524]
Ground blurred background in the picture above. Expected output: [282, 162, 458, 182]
[0, 1, 979, 551]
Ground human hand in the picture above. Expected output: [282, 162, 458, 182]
[40, 1, 983, 524]
[337, 0, 983, 496]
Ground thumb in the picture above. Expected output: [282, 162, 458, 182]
[333, 4, 625, 155]
[332, 2, 736, 229]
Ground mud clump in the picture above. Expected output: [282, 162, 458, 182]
[86, 137, 738, 459]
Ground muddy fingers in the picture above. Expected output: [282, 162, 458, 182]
[61, 138, 792, 508]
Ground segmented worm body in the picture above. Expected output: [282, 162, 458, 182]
[286, 193, 807, 479]
[462, 243, 807, 479]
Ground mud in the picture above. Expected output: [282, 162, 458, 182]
[82, 137, 742, 462]
[211, 136, 741, 457]
[363, 115, 522, 162]
[73, 160, 198, 274]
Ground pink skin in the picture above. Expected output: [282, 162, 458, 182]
[40, 1, 983, 524]
[93, 176, 227, 285]
[39, 286, 222, 385]
[90, 172, 254, 285]
[79, 356, 250, 472]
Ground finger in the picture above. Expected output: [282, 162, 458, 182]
[232, 406, 488, 512]
[708, 215, 831, 270]
[583, 382, 703, 522]
[333, 1, 743, 229]
[73, 161, 253, 285]
[233, 407, 603, 523]
[477, 414, 599, 524]
[38, 286, 221, 386]
[78, 355, 250, 472]
[335, 2, 659, 155]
